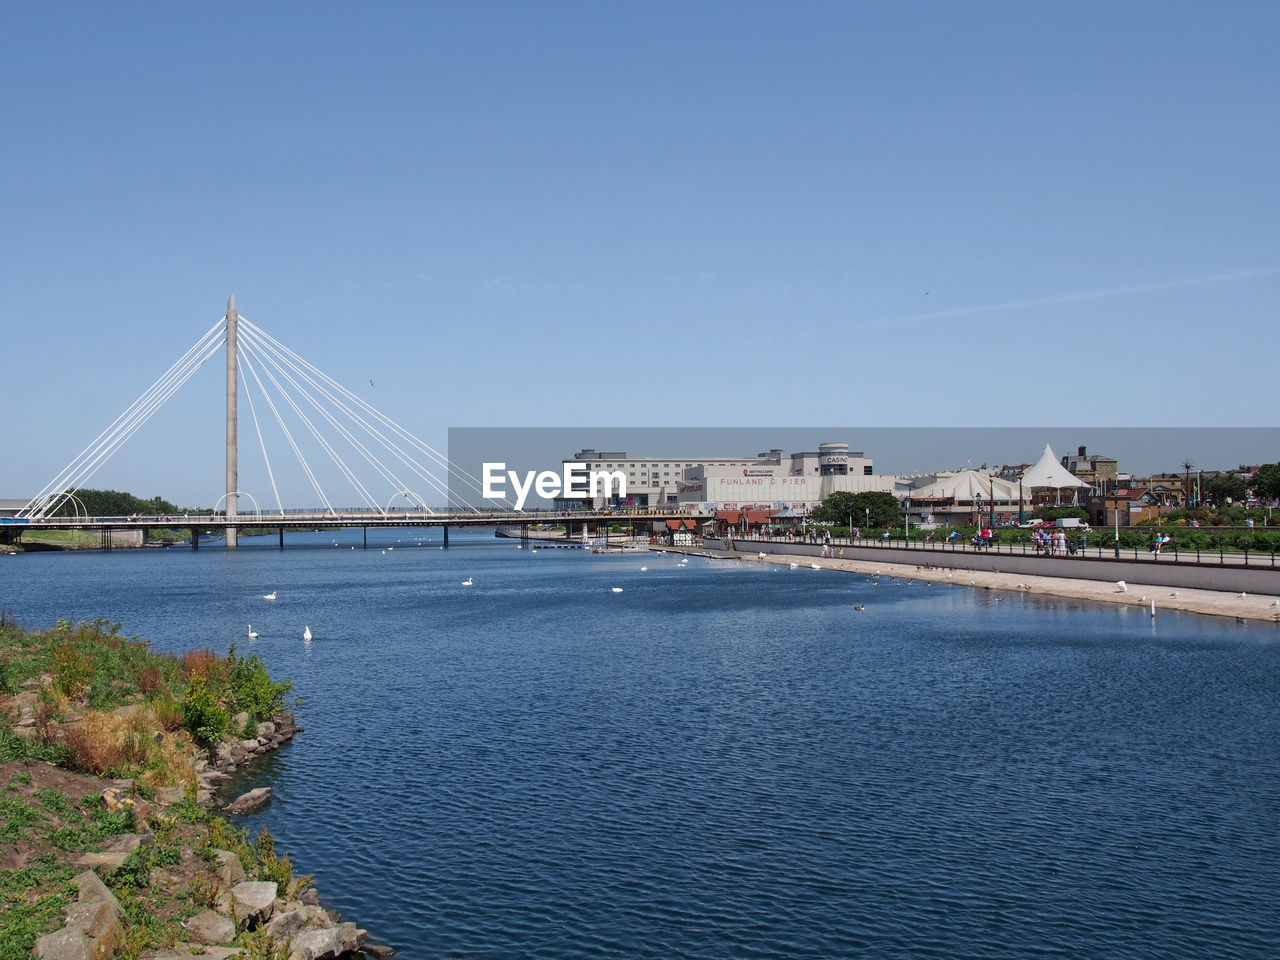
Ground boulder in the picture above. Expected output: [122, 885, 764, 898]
[75, 850, 131, 873]
[213, 849, 246, 886]
[72, 871, 121, 911]
[229, 881, 278, 924]
[257, 721, 276, 737]
[338, 922, 365, 954]
[362, 943, 397, 959]
[303, 905, 332, 928]
[183, 909, 236, 945]
[288, 927, 344, 960]
[33, 927, 92, 960]
[263, 905, 309, 941]
[225, 787, 273, 815]
[154, 786, 184, 804]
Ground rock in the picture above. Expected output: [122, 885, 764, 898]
[225, 787, 273, 815]
[72, 871, 120, 911]
[230, 881, 278, 924]
[257, 721, 276, 737]
[233, 711, 250, 729]
[64, 901, 117, 942]
[263, 905, 308, 940]
[101, 831, 151, 853]
[154, 786, 184, 804]
[362, 942, 397, 959]
[239, 738, 260, 753]
[75, 850, 131, 872]
[183, 909, 236, 945]
[288, 927, 344, 960]
[303, 905, 332, 928]
[338, 922, 365, 954]
[33, 926, 92, 960]
[299, 887, 320, 907]
[213, 849, 246, 886]
[100, 788, 135, 814]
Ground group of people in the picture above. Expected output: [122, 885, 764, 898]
[1149, 533, 1174, 554]
[1033, 527, 1074, 556]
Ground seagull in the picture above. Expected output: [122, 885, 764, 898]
[811, 563, 821, 570]
[262, 591, 277, 601]
[369, 379, 374, 387]
[758, 552, 766, 559]
[303, 626, 312, 642]
[1116, 581, 1127, 592]
[461, 577, 473, 586]
[611, 587, 624, 593]
[1271, 600, 1279, 607]
[1238, 592, 1247, 599]
[790, 562, 800, 569]
[247, 625, 258, 639]
[1139, 596, 1148, 602]
[1169, 592, 1179, 598]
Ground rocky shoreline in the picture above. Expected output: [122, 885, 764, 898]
[24, 705, 393, 960]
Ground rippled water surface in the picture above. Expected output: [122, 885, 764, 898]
[4, 531, 1279, 959]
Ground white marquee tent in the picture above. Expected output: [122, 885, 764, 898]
[1019, 443, 1089, 490]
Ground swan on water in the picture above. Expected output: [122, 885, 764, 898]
[247, 625, 258, 639]
[263, 591, 277, 601]
[640, 566, 648, 571]
[461, 577, 473, 586]
[611, 587, 624, 593]
[303, 626, 313, 642]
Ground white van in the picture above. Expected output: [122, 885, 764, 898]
[1053, 518, 1090, 530]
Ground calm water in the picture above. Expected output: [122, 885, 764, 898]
[3, 531, 1279, 959]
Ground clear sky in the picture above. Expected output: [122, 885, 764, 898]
[3, 2, 1277, 507]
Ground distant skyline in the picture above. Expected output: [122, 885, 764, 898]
[3, 3, 1277, 507]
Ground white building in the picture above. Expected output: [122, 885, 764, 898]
[559, 442, 879, 510]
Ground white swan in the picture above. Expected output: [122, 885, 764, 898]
[611, 587, 624, 593]
[247, 624, 258, 639]
[789, 562, 799, 569]
[303, 626, 312, 642]
[461, 577, 473, 586]
[262, 591, 277, 601]
[810, 563, 821, 570]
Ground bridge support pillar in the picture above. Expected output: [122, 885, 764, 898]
[191, 528, 199, 551]
[565, 521, 572, 543]
[279, 528, 284, 550]
[443, 525, 449, 549]
[363, 527, 367, 549]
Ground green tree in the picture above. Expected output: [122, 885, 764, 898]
[1251, 462, 1280, 501]
[1203, 473, 1248, 505]
[813, 490, 899, 527]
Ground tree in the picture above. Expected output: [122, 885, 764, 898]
[1203, 473, 1248, 505]
[1251, 462, 1280, 501]
[812, 490, 899, 528]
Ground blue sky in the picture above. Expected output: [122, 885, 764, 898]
[2, 2, 1277, 506]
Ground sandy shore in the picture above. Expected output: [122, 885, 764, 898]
[676, 547, 1280, 624]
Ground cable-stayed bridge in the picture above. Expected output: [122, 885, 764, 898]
[11, 297, 685, 548]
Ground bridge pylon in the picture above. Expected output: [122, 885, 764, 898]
[225, 294, 238, 547]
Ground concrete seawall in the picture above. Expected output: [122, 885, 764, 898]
[705, 538, 1280, 596]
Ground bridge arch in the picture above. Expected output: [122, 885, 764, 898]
[383, 490, 431, 517]
[212, 490, 263, 518]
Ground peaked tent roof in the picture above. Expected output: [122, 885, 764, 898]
[907, 470, 1021, 501]
[1020, 444, 1089, 489]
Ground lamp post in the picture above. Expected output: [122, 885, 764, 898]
[1114, 495, 1121, 558]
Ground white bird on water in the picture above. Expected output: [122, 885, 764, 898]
[247, 625, 258, 639]
[611, 587, 624, 593]
[262, 591, 277, 601]
[640, 566, 648, 572]
[461, 577, 473, 586]
[303, 626, 313, 642]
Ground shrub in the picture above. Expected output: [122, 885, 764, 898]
[182, 677, 229, 748]
[52, 643, 92, 700]
[61, 711, 153, 776]
[227, 646, 294, 723]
